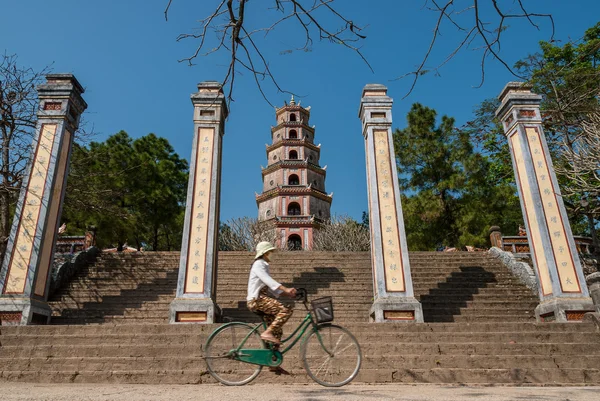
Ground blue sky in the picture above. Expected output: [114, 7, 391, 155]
[2, 1, 599, 222]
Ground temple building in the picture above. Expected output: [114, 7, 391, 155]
[256, 97, 333, 250]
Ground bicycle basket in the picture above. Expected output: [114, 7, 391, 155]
[311, 296, 334, 323]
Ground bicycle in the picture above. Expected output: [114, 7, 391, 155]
[204, 288, 362, 387]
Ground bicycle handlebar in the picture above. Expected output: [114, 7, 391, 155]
[295, 287, 308, 303]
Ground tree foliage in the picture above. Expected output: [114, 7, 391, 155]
[514, 22, 600, 251]
[62, 131, 188, 251]
[395, 103, 522, 250]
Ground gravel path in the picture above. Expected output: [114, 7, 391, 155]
[0, 383, 598, 401]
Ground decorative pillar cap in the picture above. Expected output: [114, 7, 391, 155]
[488, 225, 501, 234]
[42, 74, 85, 94]
[495, 81, 541, 119]
[361, 84, 388, 97]
[197, 81, 223, 94]
[358, 84, 392, 119]
[497, 81, 532, 102]
[192, 81, 228, 118]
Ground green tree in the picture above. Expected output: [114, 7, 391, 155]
[462, 98, 524, 238]
[394, 103, 470, 249]
[514, 22, 600, 250]
[62, 131, 188, 251]
[130, 134, 188, 250]
[395, 103, 522, 250]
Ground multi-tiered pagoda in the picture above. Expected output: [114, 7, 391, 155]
[256, 97, 332, 250]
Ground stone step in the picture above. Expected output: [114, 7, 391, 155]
[2, 354, 599, 372]
[4, 322, 592, 335]
[2, 341, 598, 360]
[58, 279, 529, 289]
[1, 367, 597, 385]
[49, 298, 538, 309]
[50, 304, 537, 317]
[3, 330, 596, 347]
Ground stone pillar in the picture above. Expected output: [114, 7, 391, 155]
[489, 226, 503, 249]
[0, 74, 86, 325]
[358, 84, 423, 323]
[496, 82, 595, 322]
[170, 81, 227, 324]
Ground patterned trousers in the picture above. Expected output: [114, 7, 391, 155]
[247, 287, 293, 340]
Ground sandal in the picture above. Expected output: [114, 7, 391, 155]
[260, 333, 281, 345]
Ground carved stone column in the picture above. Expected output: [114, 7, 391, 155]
[170, 82, 227, 324]
[496, 82, 595, 322]
[489, 226, 503, 249]
[358, 84, 423, 323]
[0, 74, 86, 325]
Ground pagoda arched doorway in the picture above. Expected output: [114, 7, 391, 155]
[287, 234, 302, 251]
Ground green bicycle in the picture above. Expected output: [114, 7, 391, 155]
[204, 288, 362, 387]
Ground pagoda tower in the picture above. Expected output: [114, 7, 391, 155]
[256, 97, 332, 250]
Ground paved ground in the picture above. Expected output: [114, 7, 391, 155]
[0, 383, 598, 401]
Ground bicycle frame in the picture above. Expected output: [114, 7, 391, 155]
[223, 312, 313, 366]
[205, 288, 361, 387]
[206, 290, 334, 367]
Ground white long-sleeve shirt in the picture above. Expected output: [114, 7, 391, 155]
[247, 258, 282, 301]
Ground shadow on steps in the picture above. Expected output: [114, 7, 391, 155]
[419, 266, 496, 323]
[49, 268, 179, 323]
[218, 266, 346, 323]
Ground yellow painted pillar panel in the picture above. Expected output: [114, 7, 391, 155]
[359, 84, 423, 323]
[170, 82, 228, 324]
[496, 82, 594, 322]
[0, 74, 86, 325]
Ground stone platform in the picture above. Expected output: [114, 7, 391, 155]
[0, 251, 599, 385]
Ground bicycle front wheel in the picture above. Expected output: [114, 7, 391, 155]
[204, 322, 264, 385]
[301, 324, 362, 387]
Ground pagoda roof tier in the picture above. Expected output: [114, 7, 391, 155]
[259, 215, 324, 228]
[262, 160, 326, 176]
[271, 121, 315, 134]
[275, 216, 325, 228]
[256, 185, 333, 204]
[275, 103, 311, 116]
[266, 138, 321, 153]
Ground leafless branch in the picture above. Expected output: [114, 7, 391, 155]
[396, 0, 555, 98]
[0, 53, 51, 259]
[312, 215, 370, 252]
[166, 0, 369, 106]
[219, 217, 278, 251]
[557, 111, 600, 213]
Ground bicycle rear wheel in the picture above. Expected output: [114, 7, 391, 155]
[204, 322, 264, 385]
[301, 324, 362, 387]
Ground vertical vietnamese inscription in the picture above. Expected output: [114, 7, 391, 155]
[184, 127, 215, 293]
[4, 124, 57, 294]
[525, 127, 581, 293]
[510, 130, 553, 296]
[34, 130, 73, 297]
[373, 130, 405, 292]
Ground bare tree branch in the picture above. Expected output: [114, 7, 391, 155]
[396, 0, 555, 98]
[166, 0, 370, 106]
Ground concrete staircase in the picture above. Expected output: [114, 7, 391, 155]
[1, 251, 599, 385]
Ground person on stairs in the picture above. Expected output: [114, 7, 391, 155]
[247, 241, 296, 360]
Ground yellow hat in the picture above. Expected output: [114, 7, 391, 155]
[255, 241, 276, 259]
